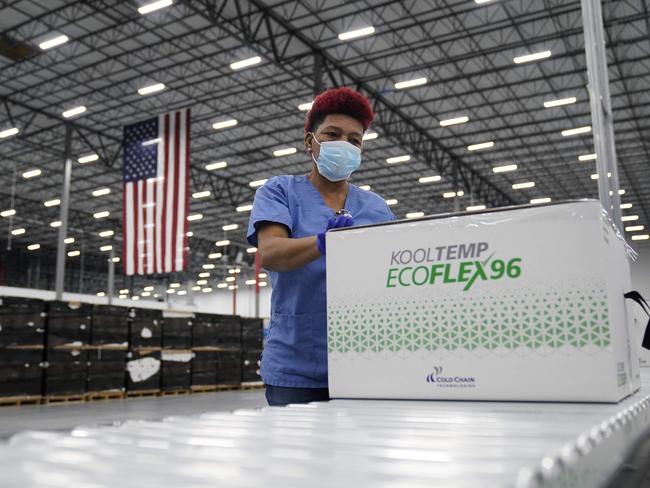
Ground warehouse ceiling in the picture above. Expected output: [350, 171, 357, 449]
[0, 0, 649, 296]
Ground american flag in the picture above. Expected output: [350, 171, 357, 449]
[122, 108, 190, 275]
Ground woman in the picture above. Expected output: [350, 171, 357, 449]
[247, 87, 396, 406]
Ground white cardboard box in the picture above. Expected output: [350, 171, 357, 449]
[327, 200, 639, 402]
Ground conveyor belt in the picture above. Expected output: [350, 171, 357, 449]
[3, 373, 650, 488]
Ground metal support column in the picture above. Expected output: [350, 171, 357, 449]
[55, 124, 72, 301]
[186, 279, 194, 306]
[581, 0, 623, 231]
[107, 247, 115, 305]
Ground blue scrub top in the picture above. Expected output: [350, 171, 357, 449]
[247, 174, 396, 388]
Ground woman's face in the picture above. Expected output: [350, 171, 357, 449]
[304, 113, 365, 160]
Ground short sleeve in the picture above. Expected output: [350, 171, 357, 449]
[247, 177, 294, 247]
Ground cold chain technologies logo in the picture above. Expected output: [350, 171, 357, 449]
[426, 366, 477, 389]
[386, 241, 522, 291]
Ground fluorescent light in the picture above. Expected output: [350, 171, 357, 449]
[626, 226, 644, 232]
[419, 175, 441, 184]
[142, 286, 154, 292]
[119, 289, 129, 294]
[190, 286, 201, 291]
[622, 215, 639, 222]
[99, 230, 114, 237]
[385, 199, 398, 206]
[579, 153, 597, 161]
[228, 285, 238, 290]
[243, 279, 255, 285]
[132, 295, 141, 300]
[250, 179, 268, 188]
[215, 239, 230, 246]
[208, 252, 222, 259]
[44, 199, 60, 207]
[27, 244, 40, 251]
[338, 26, 375, 41]
[247, 247, 257, 253]
[192, 191, 211, 199]
[187, 213, 203, 221]
[205, 161, 227, 171]
[22, 169, 41, 179]
[236, 204, 253, 212]
[67, 250, 80, 257]
[590, 172, 611, 180]
[273, 147, 297, 157]
[222, 223, 238, 231]
[141, 138, 161, 147]
[166, 289, 176, 294]
[96, 292, 105, 297]
[176, 290, 187, 296]
[11, 228, 25, 236]
[475, 0, 496, 3]
[199, 273, 210, 279]
[258, 273, 268, 278]
[466, 205, 486, 211]
[359, 185, 371, 191]
[100, 245, 112, 252]
[394, 77, 427, 90]
[226, 276, 236, 282]
[230, 56, 262, 70]
[93, 211, 110, 219]
[202, 264, 215, 271]
[202, 287, 214, 293]
[610, 189, 625, 195]
[62, 105, 86, 118]
[493, 164, 517, 173]
[621, 203, 633, 209]
[543, 97, 576, 108]
[92, 188, 110, 197]
[512, 182, 535, 190]
[632, 235, 649, 241]
[228, 268, 241, 274]
[561, 126, 591, 137]
[78, 153, 99, 164]
[64, 237, 74, 244]
[443, 191, 464, 198]
[298, 102, 313, 111]
[530, 197, 552, 204]
[406, 212, 425, 219]
[38, 35, 69, 50]
[467, 141, 494, 151]
[138, 0, 173, 15]
[363, 132, 378, 141]
[259, 281, 268, 287]
[170, 283, 180, 288]
[212, 119, 238, 130]
[138, 83, 165, 95]
[386, 155, 410, 164]
[513, 50, 552, 64]
[216, 283, 228, 289]
[112, 257, 120, 263]
[0, 127, 19, 138]
[50, 220, 61, 227]
[439, 116, 469, 127]
[1, 209, 16, 217]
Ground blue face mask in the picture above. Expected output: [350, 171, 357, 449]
[310, 133, 362, 182]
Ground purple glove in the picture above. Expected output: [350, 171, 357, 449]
[316, 213, 354, 256]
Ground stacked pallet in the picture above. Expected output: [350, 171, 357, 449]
[0, 297, 266, 403]
[241, 318, 263, 383]
[191, 314, 242, 391]
[0, 297, 45, 404]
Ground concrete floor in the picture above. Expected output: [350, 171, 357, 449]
[0, 389, 267, 440]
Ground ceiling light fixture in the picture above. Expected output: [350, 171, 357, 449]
[338, 26, 375, 41]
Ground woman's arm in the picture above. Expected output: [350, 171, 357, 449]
[257, 223, 321, 272]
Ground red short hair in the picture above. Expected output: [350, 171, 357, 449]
[304, 87, 375, 133]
